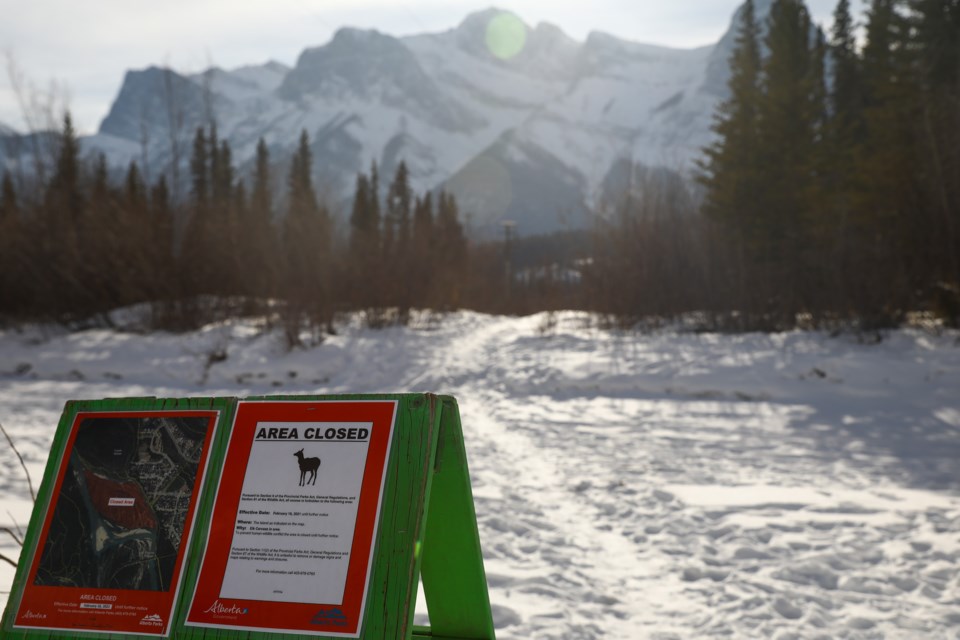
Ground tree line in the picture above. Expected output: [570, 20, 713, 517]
[696, 0, 959, 329]
[0, 120, 483, 341]
[590, 0, 959, 331]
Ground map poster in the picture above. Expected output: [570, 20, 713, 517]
[185, 400, 398, 637]
[12, 409, 219, 637]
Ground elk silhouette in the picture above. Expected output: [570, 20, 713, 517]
[293, 449, 320, 486]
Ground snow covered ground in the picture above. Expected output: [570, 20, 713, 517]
[1, 311, 959, 638]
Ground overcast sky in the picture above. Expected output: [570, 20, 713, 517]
[1, 0, 842, 135]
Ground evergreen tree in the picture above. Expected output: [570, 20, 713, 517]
[189, 127, 209, 207]
[213, 137, 241, 295]
[807, 26, 832, 271]
[213, 138, 234, 207]
[830, 0, 864, 138]
[124, 161, 147, 213]
[282, 130, 332, 340]
[369, 160, 381, 237]
[146, 174, 178, 324]
[699, 0, 763, 244]
[697, 0, 765, 319]
[183, 126, 214, 295]
[826, 0, 866, 309]
[349, 171, 373, 253]
[40, 113, 86, 317]
[48, 112, 84, 224]
[0, 172, 16, 222]
[909, 0, 960, 287]
[756, 0, 821, 317]
[0, 172, 22, 315]
[855, 0, 917, 320]
[413, 191, 434, 242]
[208, 124, 223, 206]
[411, 192, 435, 307]
[150, 175, 173, 283]
[388, 161, 412, 254]
[385, 161, 414, 318]
[83, 154, 119, 312]
[246, 138, 278, 298]
[251, 138, 273, 222]
[435, 190, 467, 309]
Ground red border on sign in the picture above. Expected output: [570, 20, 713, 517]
[13, 410, 219, 637]
[185, 400, 397, 637]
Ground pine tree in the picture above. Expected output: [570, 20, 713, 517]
[856, 0, 917, 320]
[251, 138, 272, 222]
[0, 172, 16, 222]
[208, 124, 222, 206]
[697, 0, 764, 319]
[699, 0, 763, 236]
[756, 0, 821, 318]
[830, 0, 864, 138]
[247, 138, 278, 298]
[411, 192, 435, 308]
[369, 160, 381, 237]
[699, 0, 762, 223]
[48, 112, 84, 225]
[212, 137, 234, 207]
[190, 127, 209, 207]
[388, 161, 412, 255]
[826, 0, 866, 311]
[182, 126, 213, 296]
[909, 0, 960, 289]
[213, 137, 241, 295]
[282, 130, 332, 340]
[150, 175, 174, 289]
[413, 191, 434, 243]
[124, 161, 147, 213]
[434, 190, 467, 310]
[349, 171, 372, 253]
[0, 172, 22, 315]
[41, 113, 86, 317]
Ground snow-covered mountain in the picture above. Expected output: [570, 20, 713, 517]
[1, 6, 753, 235]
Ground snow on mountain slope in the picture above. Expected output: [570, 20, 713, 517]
[455, 34, 717, 231]
[1, 313, 959, 638]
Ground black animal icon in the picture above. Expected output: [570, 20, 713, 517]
[293, 448, 321, 486]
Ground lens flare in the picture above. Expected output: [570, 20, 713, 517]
[485, 12, 526, 60]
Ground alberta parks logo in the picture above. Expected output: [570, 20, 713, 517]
[139, 613, 163, 627]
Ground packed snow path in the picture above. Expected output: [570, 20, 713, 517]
[1, 312, 959, 638]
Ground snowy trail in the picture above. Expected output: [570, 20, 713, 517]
[1, 312, 959, 638]
[430, 317, 960, 638]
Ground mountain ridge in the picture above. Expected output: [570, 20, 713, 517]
[0, 6, 753, 236]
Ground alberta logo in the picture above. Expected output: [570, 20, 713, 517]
[311, 607, 347, 627]
[203, 600, 250, 616]
[139, 614, 163, 626]
[22, 610, 47, 620]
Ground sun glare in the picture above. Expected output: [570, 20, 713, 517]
[485, 11, 526, 60]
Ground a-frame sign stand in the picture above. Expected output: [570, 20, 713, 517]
[1, 393, 495, 640]
[415, 396, 495, 640]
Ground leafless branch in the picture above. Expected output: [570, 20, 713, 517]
[1, 526, 22, 547]
[0, 419, 35, 502]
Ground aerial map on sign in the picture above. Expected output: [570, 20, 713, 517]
[33, 416, 210, 592]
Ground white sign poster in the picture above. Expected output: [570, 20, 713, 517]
[219, 421, 373, 605]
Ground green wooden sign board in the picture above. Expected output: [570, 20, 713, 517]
[1, 393, 494, 640]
